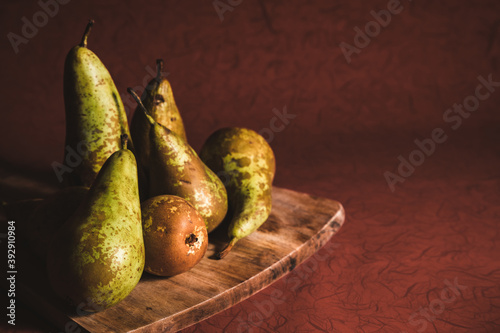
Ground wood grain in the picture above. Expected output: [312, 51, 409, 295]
[8, 186, 345, 332]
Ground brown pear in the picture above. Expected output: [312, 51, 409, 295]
[142, 195, 208, 277]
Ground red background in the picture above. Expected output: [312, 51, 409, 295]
[1, 0, 500, 332]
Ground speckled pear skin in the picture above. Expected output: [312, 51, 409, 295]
[130, 60, 187, 199]
[63, 20, 133, 187]
[131, 59, 187, 168]
[128, 87, 228, 233]
[147, 122, 228, 233]
[199, 127, 276, 258]
[46, 140, 145, 312]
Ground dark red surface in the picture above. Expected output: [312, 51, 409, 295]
[1, 1, 499, 332]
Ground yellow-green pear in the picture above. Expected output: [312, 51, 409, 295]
[46, 136, 144, 312]
[61, 20, 133, 187]
[199, 127, 275, 259]
[130, 59, 187, 199]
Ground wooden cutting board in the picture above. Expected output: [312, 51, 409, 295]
[6, 186, 345, 332]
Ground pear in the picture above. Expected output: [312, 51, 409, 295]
[141, 195, 208, 277]
[128, 88, 227, 233]
[62, 20, 133, 187]
[130, 59, 187, 199]
[199, 127, 276, 259]
[130, 59, 187, 164]
[46, 135, 144, 312]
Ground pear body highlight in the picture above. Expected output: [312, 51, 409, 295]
[47, 140, 144, 312]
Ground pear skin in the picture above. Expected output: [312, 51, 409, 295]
[63, 20, 133, 187]
[128, 89, 227, 233]
[141, 195, 208, 277]
[199, 127, 275, 259]
[131, 59, 187, 164]
[130, 59, 187, 199]
[46, 136, 144, 312]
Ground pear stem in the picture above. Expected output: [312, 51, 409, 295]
[121, 134, 128, 150]
[155, 59, 164, 82]
[215, 237, 238, 259]
[127, 88, 156, 126]
[80, 19, 95, 48]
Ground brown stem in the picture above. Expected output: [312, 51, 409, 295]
[80, 19, 95, 48]
[215, 237, 238, 259]
[155, 59, 164, 82]
[127, 87, 142, 107]
[127, 88, 155, 124]
[120, 134, 128, 150]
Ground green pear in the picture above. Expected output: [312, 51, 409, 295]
[46, 136, 144, 312]
[62, 20, 133, 187]
[128, 88, 227, 233]
[130, 59, 187, 199]
[130, 59, 187, 164]
[199, 127, 276, 259]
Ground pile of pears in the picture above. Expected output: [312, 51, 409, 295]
[10, 20, 277, 312]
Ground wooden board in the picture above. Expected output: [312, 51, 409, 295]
[7, 186, 345, 332]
